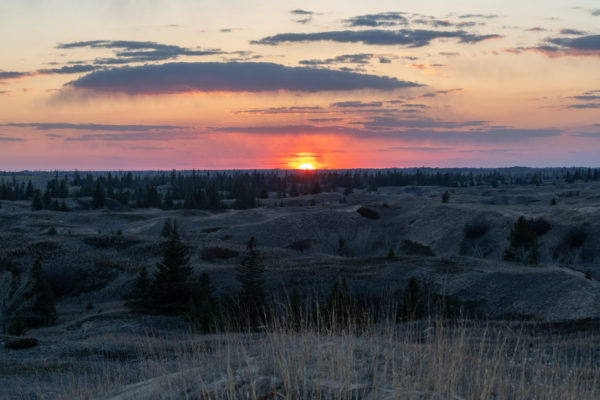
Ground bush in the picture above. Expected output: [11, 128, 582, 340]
[564, 226, 588, 248]
[401, 240, 435, 257]
[529, 218, 551, 236]
[503, 216, 538, 264]
[200, 247, 240, 261]
[356, 207, 380, 219]
[5, 338, 38, 350]
[464, 216, 491, 239]
[47, 227, 57, 235]
[288, 239, 312, 252]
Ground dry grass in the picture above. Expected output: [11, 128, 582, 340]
[3, 317, 598, 399]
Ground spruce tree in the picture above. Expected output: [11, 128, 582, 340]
[235, 237, 266, 325]
[23, 258, 57, 328]
[503, 216, 539, 264]
[161, 218, 172, 237]
[31, 190, 43, 211]
[92, 180, 106, 208]
[123, 266, 151, 313]
[150, 226, 193, 315]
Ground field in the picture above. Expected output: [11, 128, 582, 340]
[1, 176, 599, 398]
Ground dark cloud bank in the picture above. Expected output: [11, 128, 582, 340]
[66, 62, 421, 94]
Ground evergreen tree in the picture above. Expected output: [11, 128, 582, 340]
[161, 218, 173, 237]
[123, 266, 151, 313]
[92, 180, 106, 208]
[31, 190, 43, 211]
[442, 190, 450, 203]
[235, 237, 266, 326]
[22, 258, 57, 328]
[149, 226, 193, 315]
[185, 272, 216, 332]
[503, 216, 539, 264]
[25, 180, 34, 199]
[400, 277, 424, 320]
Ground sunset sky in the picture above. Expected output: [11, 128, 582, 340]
[1, 0, 599, 170]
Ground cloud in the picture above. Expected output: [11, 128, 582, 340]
[382, 146, 453, 152]
[65, 62, 421, 94]
[235, 106, 326, 115]
[3, 122, 184, 131]
[343, 12, 408, 27]
[413, 18, 477, 28]
[572, 95, 600, 101]
[559, 29, 586, 35]
[0, 71, 30, 81]
[592, 10, 600, 16]
[525, 34, 600, 57]
[421, 88, 463, 97]
[291, 9, 313, 15]
[65, 131, 198, 141]
[57, 40, 222, 64]
[299, 53, 378, 65]
[567, 103, 600, 109]
[458, 14, 499, 19]
[212, 124, 363, 136]
[252, 29, 502, 47]
[296, 17, 312, 24]
[37, 64, 100, 75]
[210, 120, 560, 144]
[331, 101, 383, 108]
[0, 135, 25, 142]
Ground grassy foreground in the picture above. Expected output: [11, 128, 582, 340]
[3, 316, 598, 399]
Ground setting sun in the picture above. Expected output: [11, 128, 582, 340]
[298, 163, 315, 170]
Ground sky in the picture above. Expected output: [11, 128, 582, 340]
[0, 0, 599, 170]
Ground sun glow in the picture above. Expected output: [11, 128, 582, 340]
[298, 163, 315, 170]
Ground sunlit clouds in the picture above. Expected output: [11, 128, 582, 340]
[0, 0, 599, 169]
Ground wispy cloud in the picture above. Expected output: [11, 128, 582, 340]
[343, 12, 408, 27]
[65, 62, 421, 95]
[252, 29, 502, 47]
[0, 135, 26, 142]
[299, 53, 381, 66]
[3, 122, 184, 131]
[57, 40, 223, 64]
[0, 71, 30, 81]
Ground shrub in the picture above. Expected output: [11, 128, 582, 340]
[464, 216, 491, 239]
[5, 338, 38, 350]
[503, 216, 538, 264]
[442, 190, 450, 203]
[356, 207, 380, 219]
[47, 227, 57, 235]
[200, 247, 240, 261]
[402, 240, 435, 257]
[564, 226, 588, 248]
[529, 217, 551, 236]
[288, 239, 312, 253]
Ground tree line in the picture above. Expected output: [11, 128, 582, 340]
[1, 168, 600, 211]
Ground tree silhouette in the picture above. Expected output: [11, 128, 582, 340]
[503, 216, 539, 264]
[150, 226, 193, 315]
[235, 237, 266, 326]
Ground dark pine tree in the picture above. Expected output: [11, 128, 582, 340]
[123, 266, 151, 313]
[149, 226, 193, 315]
[31, 190, 43, 211]
[92, 180, 106, 208]
[503, 216, 539, 265]
[235, 237, 266, 327]
[23, 258, 57, 328]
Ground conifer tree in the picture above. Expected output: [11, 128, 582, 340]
[150, 226, 193, 315]
[235, 237, 266, 325]
[123, 266, 151, 313]
[23, 258, 57, 328]
[161, 218, 172, 237]
[503, 216, 539, 264]
[31, 190, 43, 211]
[92, 180, 106, 208]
